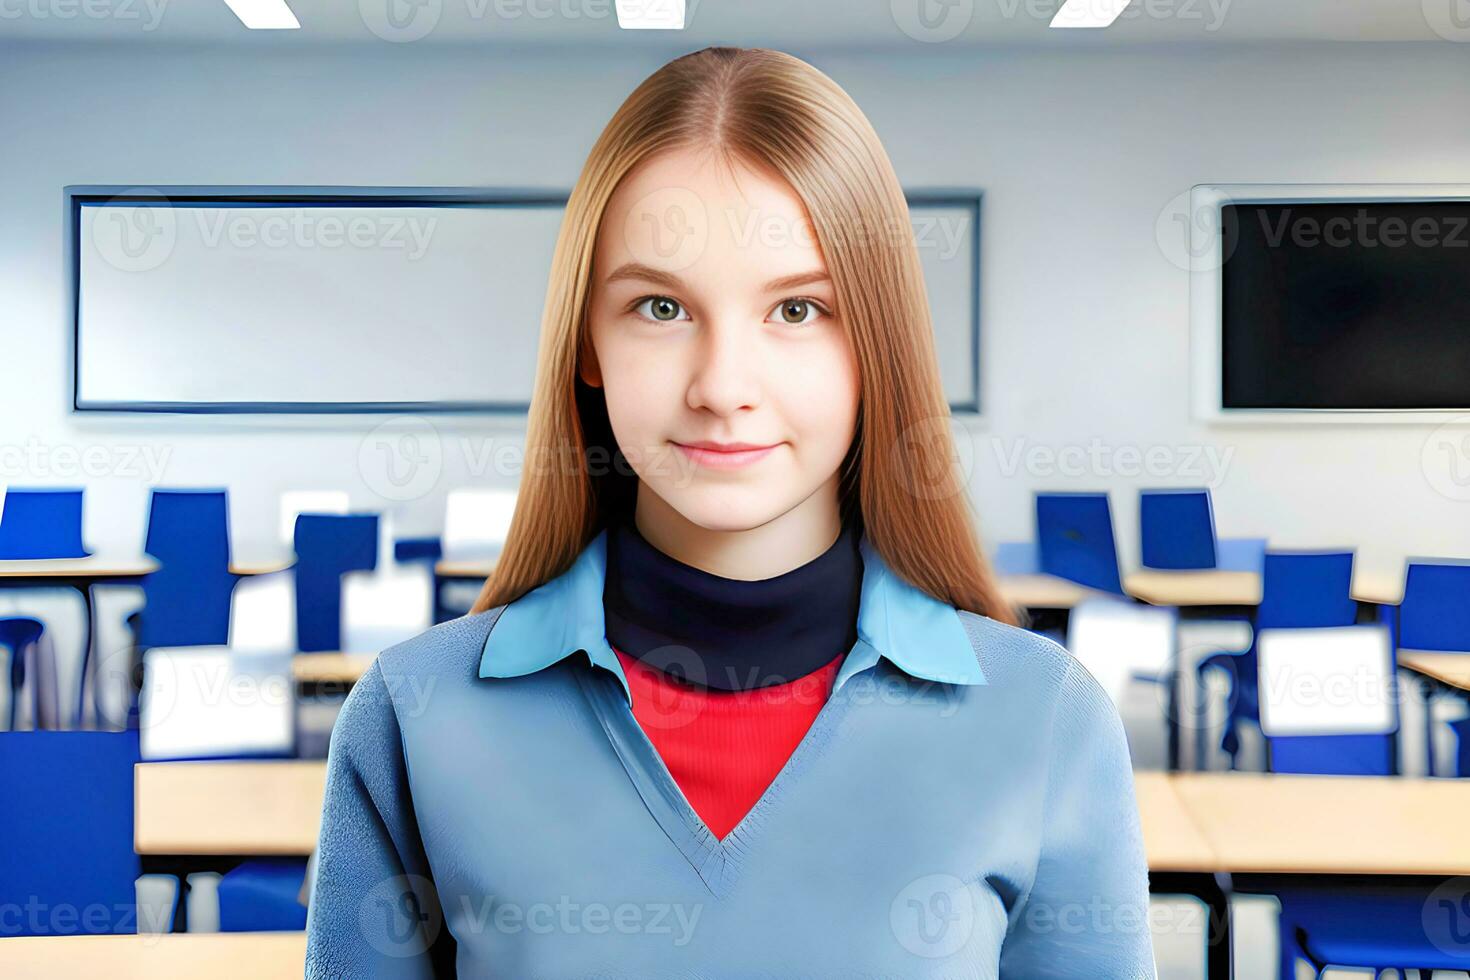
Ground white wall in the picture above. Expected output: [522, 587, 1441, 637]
[3, 39, 1469, 580]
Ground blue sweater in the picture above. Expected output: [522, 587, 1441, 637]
[305, 529, 1156, 978]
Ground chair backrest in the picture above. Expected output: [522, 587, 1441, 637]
[1214, 536, 1268, 574]
[1256, 550, 1359, 630]
[1035, 492, 1123, 594]
[991, 541, 1040, 576]
[1139, 488, 1216, 570]
[0, 487, 91, 559]
[1258, 624, 1397, 775]
[277, 491, 350, 548]
[1398, 560, 1470, 651]
[1064, 597, 1177, 707]
[138, 646, 294, 760]
[144, 488, 231, 566]
[443, 488, 517, 559]
[0, 730, 141, 935]
[341, 512, 433, 653]
[293, 513, 379, 653]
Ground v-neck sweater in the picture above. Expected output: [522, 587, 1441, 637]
[603, 519, 863, 839]
[612, 646, 845, 840]
[305, 607, 1157, 978]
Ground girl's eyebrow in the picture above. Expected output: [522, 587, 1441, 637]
[603, 262, 831, 294]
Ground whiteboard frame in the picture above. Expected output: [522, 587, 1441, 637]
[66, 185, 981, 417]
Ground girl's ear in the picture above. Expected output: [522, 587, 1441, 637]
[577, 338, 603, 388]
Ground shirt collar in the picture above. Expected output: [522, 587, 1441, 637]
[478, 527, 987, 704]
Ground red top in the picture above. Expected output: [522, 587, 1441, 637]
[612, 646, 845, 840]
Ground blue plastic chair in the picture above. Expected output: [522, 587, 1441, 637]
[1397, 559, 1470, 774]
[1139, 489, 1216, 569]
[1398, 560, 1470, 651]
[1277, 881, 1470, 978]
[137, 489, 239, 649]
[1196, 550, 1358, 769]
[991, 541, 1040, 576]
[0, 488, 91, 559]
[293, 513, 379, 653]
[0, 729, 141, 935]
[1035, 492, 1124, 595]
[1, 617, 47, 731]
[218, 858, 309, 931]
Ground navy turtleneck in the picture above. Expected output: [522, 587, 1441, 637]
[602, 517, 863, 692]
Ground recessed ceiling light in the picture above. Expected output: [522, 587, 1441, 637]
[223, 0, 300, 29]
[1049, 0, 1131, 28]
[614, 0, 686, 29]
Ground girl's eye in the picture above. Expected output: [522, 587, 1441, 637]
[633, 296, 689, 322]
[768, 298, 829, 325]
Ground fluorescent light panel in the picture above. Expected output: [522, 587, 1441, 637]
[615, 0, 686, 29]
[223, 0, 300, 29]
[1049, 0, 1131, 28]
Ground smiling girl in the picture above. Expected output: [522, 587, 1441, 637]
[306, 46, 1154, 979]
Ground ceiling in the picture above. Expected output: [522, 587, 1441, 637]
[0, 0, 1464, 46]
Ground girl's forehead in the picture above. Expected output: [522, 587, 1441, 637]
[597, 148, 825, 282]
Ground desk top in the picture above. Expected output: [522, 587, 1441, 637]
[1349, 568, 1405, 607]
[435, 558, 496, 577]
[134, 760, 325, 856]
[1123, 570, 1262, 607]
[133, 763, 1470, 876]
[1398, 650, 1470, 693]
[1170, 771, 1470, 875]
[292, 652, 376, 684]
[0, 555, 295, 579]
[998, 573, 1116, 611]
[1132, 772, 1217, 872]
[0, 932, 306, 979]
[0, 555, 158, 578]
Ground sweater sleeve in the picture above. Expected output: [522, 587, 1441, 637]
[998, 656, 1157, 979]
[305, 658, 456, 979]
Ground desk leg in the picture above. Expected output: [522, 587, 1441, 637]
[1151, 871, 1232, 979]
[71, 582, 96, 729]
[1424, 675, 1437, 777]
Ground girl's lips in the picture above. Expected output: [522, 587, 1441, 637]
[673, 442, 780, 470]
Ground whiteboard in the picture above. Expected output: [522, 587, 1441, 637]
[72, 190, 979, 413]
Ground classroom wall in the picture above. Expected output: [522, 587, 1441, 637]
[3, 39, 1468, 579]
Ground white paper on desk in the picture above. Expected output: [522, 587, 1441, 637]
[139, 647, 294, 760]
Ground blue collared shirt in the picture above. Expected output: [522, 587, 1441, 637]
[306, 528, 1156, 979]
[478, 527, 987, 704]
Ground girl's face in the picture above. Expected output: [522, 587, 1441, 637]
[583, 147, 860, 536]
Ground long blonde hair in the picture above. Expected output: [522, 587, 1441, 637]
[472, 46, 1016, 626]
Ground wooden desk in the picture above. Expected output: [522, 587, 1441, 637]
[1170, 771, 1470, 875]
[1133, 771, 1217, 872]
[0, 932, 306, 979]
[998, 573, 1115, 611]
[0, 556, 158, 579]
[1124, 570, 1262, 607]
[1349, 569, 1405, 607]
[293, 652, 375, 684]
[1399, 651, 1470, 692]
[434, 558, 495, 578]
[135, 761, 326, 856]
[230, 557, 296, 577]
